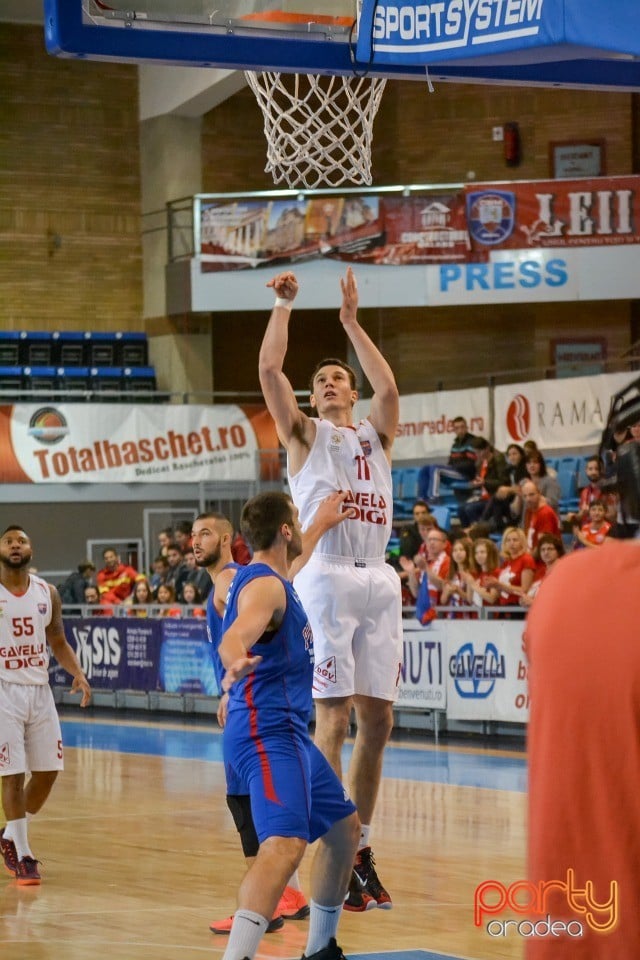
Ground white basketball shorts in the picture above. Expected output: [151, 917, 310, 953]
[293, 555, 403, 701]
[0, 678, 64, 776]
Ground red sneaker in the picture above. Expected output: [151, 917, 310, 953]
[277, 886, 310, 920]
[0, 829, 19, 878]
[353, 847, 392, 909]
[16, 856, 41, 886]
[343, 871, 376, 912]
[209, 913, 284, 935]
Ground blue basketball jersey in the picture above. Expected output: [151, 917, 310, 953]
[222, 562, 314, 723]
[205, 561, 239, 694]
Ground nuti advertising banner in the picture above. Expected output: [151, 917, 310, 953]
[493, 371, 633, 451]
[0, 403, 278, 484]
[398, 621, 447, 710]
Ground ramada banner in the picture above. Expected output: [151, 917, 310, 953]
[0, 403, 278, 484]
[199, 176, 640, 271]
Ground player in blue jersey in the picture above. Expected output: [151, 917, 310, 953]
[192, 492, 354, 940]
[216, 491, 360, 960]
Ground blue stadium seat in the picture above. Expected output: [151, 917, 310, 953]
[0, 332, 21, 366]
[53, 331, 88, 366]
[24, 365, 57, 400]
[87, 333, 117, 367]
[122, 366, 158, 402]
[90, 366, 123, 401]
[557, 463, 579, 512]
[399, 467, 421, 514]
[57, 366, 91, 400]
[0, 365, 24, 402]
[391, 467, 404, 513]
[430, 505, 451, 530]
[24, 332, 53, 366]
[116, 332, 149, 367]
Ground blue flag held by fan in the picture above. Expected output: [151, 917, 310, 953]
[415, 572, 435, 626]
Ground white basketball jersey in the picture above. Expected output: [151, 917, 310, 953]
[288, 418, 392, 561]
[0, 574, 52, 685]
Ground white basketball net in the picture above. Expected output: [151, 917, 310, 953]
[244, 72, 387, 190]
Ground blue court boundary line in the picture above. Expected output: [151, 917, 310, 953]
[59, 717, 526, 794]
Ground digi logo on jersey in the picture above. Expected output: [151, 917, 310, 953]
[0, 643, 46, 670]
[450, 641, 505, 698]
[72, 624, 122, 680]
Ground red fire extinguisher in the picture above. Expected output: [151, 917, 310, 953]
[504, 122, 521, 167]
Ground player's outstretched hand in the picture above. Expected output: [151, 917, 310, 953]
[267, 271, 298, 303]
[315, 491, 358, 531]
[71, 672, 92, 707]
[339, 266, 358, 326]
[222, 655, 263, 692]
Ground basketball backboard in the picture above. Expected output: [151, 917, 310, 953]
[45, 0, 640, 91]
[45, 1, 361, 74]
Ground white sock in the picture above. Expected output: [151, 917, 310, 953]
[4, 818, 32, 860]
[305, 900, 343, 957]
[358, 824, 371, 851]
[286, 868, 302, 892]
[222, 909, 268, 960]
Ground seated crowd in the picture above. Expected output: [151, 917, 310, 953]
[58, 520, 252, 618]
[58, 415, 637, 622]
[391, 414, 638, 618]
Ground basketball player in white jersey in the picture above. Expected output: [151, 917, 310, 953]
[259, 267, 402, 910]
[0, 525, 91, 885]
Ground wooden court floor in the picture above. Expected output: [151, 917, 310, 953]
[0, 714, 525, 960]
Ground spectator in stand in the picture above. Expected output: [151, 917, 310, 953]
[181, 581, 205, 617]
[396, 515, 440, 606]
[96, 547, 139, 605]
[523, 440, 558, 475]
[440, 537, 476, 617]
[520, 533, 564, 608]
[127, 577, 154, 617]
[182, 547, 212, 599]
[521, 480, 561, 552]
[457, 440, 509, 529]
[156, 582, 182, 617]
[58, 560, 96, 607]
[480, 443, 528, 532]
[448, 416, 482, 483]
[157, 527, 173, 558]
[428, 416, 483, 501]
[84, 584, 112, 616]
[485, 526, 536, 611]
[165, 542, 189, 601]
[149, 554, 169, 593]
[523, 452, 561, 513]
[399, 500, 433, 559]
[462, 537, 500, 608]
[173, 520, 193, 554]
[568, 455, 618, 525]
[573, 499, 612, 549]
[399, 527, 451, 611]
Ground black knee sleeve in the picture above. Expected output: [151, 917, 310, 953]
[226, 794, 259, 858]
